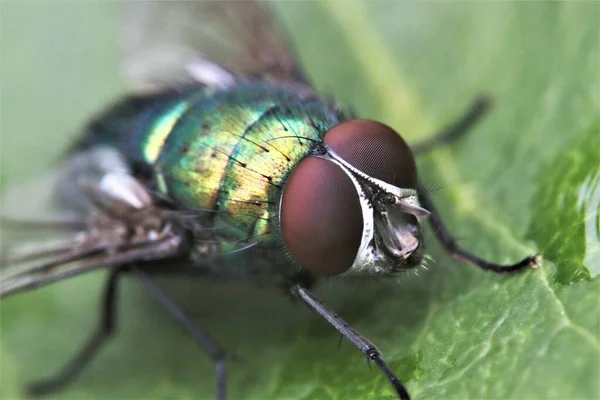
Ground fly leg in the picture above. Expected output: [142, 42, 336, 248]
[417, 184, 539, 272]
[132, 268, 228, 400]
[411, 95, 492, 155]
[26, 267, 125, 397]
[410, 95, 538, 271]
[290, 284, 410, 400]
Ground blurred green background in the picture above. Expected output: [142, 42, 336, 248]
[1, 1, 598, 399]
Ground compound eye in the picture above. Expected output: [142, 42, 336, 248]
[281, 157, 362, 276]
[324, 119, 418, 189]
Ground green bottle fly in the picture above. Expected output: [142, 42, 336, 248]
[1, 2, 538, 399]
[73, 82, 345, 277]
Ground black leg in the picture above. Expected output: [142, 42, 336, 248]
[290, 284, 410, 400]
[26, 267, 124, 397]
[411, 95, 492, 155]
[417, 184, 539, 273]
[132, 268, 228, 400]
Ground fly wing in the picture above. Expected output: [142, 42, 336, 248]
[0, 230, 182, 298]
[0, 172, 82, 297]
[121, 0, 309, 93]
[0, 158, 186, 298]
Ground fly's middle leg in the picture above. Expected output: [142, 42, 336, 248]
[26, 266, 125, 397]
[290, 283, 411, 400]
[132, 268, 228, 400]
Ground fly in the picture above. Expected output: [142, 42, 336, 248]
[0, 2, 539, 399]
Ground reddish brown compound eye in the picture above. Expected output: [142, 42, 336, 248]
[281, 157, 363, 276]
[324, 119, 418, 189]
[280, 119, 417, 276]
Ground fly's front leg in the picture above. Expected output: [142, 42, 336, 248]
[410, 94, 538, 271]
[411, 95, 492, 155]
[132, 268, 228, 400]
[418, 184, 539, 272]
[290, 284, 410, 400]
[26, 267, 125, 397]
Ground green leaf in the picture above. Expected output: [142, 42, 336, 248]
[1, 2, 598, 400]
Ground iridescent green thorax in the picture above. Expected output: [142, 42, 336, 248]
[102, 83, 344, 259]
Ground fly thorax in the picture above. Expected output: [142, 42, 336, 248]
[280, 119, 429, 277]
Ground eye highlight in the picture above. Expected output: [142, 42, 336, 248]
[280, 157, 363, 276]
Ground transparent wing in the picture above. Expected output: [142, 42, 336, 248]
[121, 0, 309, 93]
[0, 155, 186, 298]
[1, 155, 267, 297]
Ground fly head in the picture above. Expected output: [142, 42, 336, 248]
[280, 119, 430, 277]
